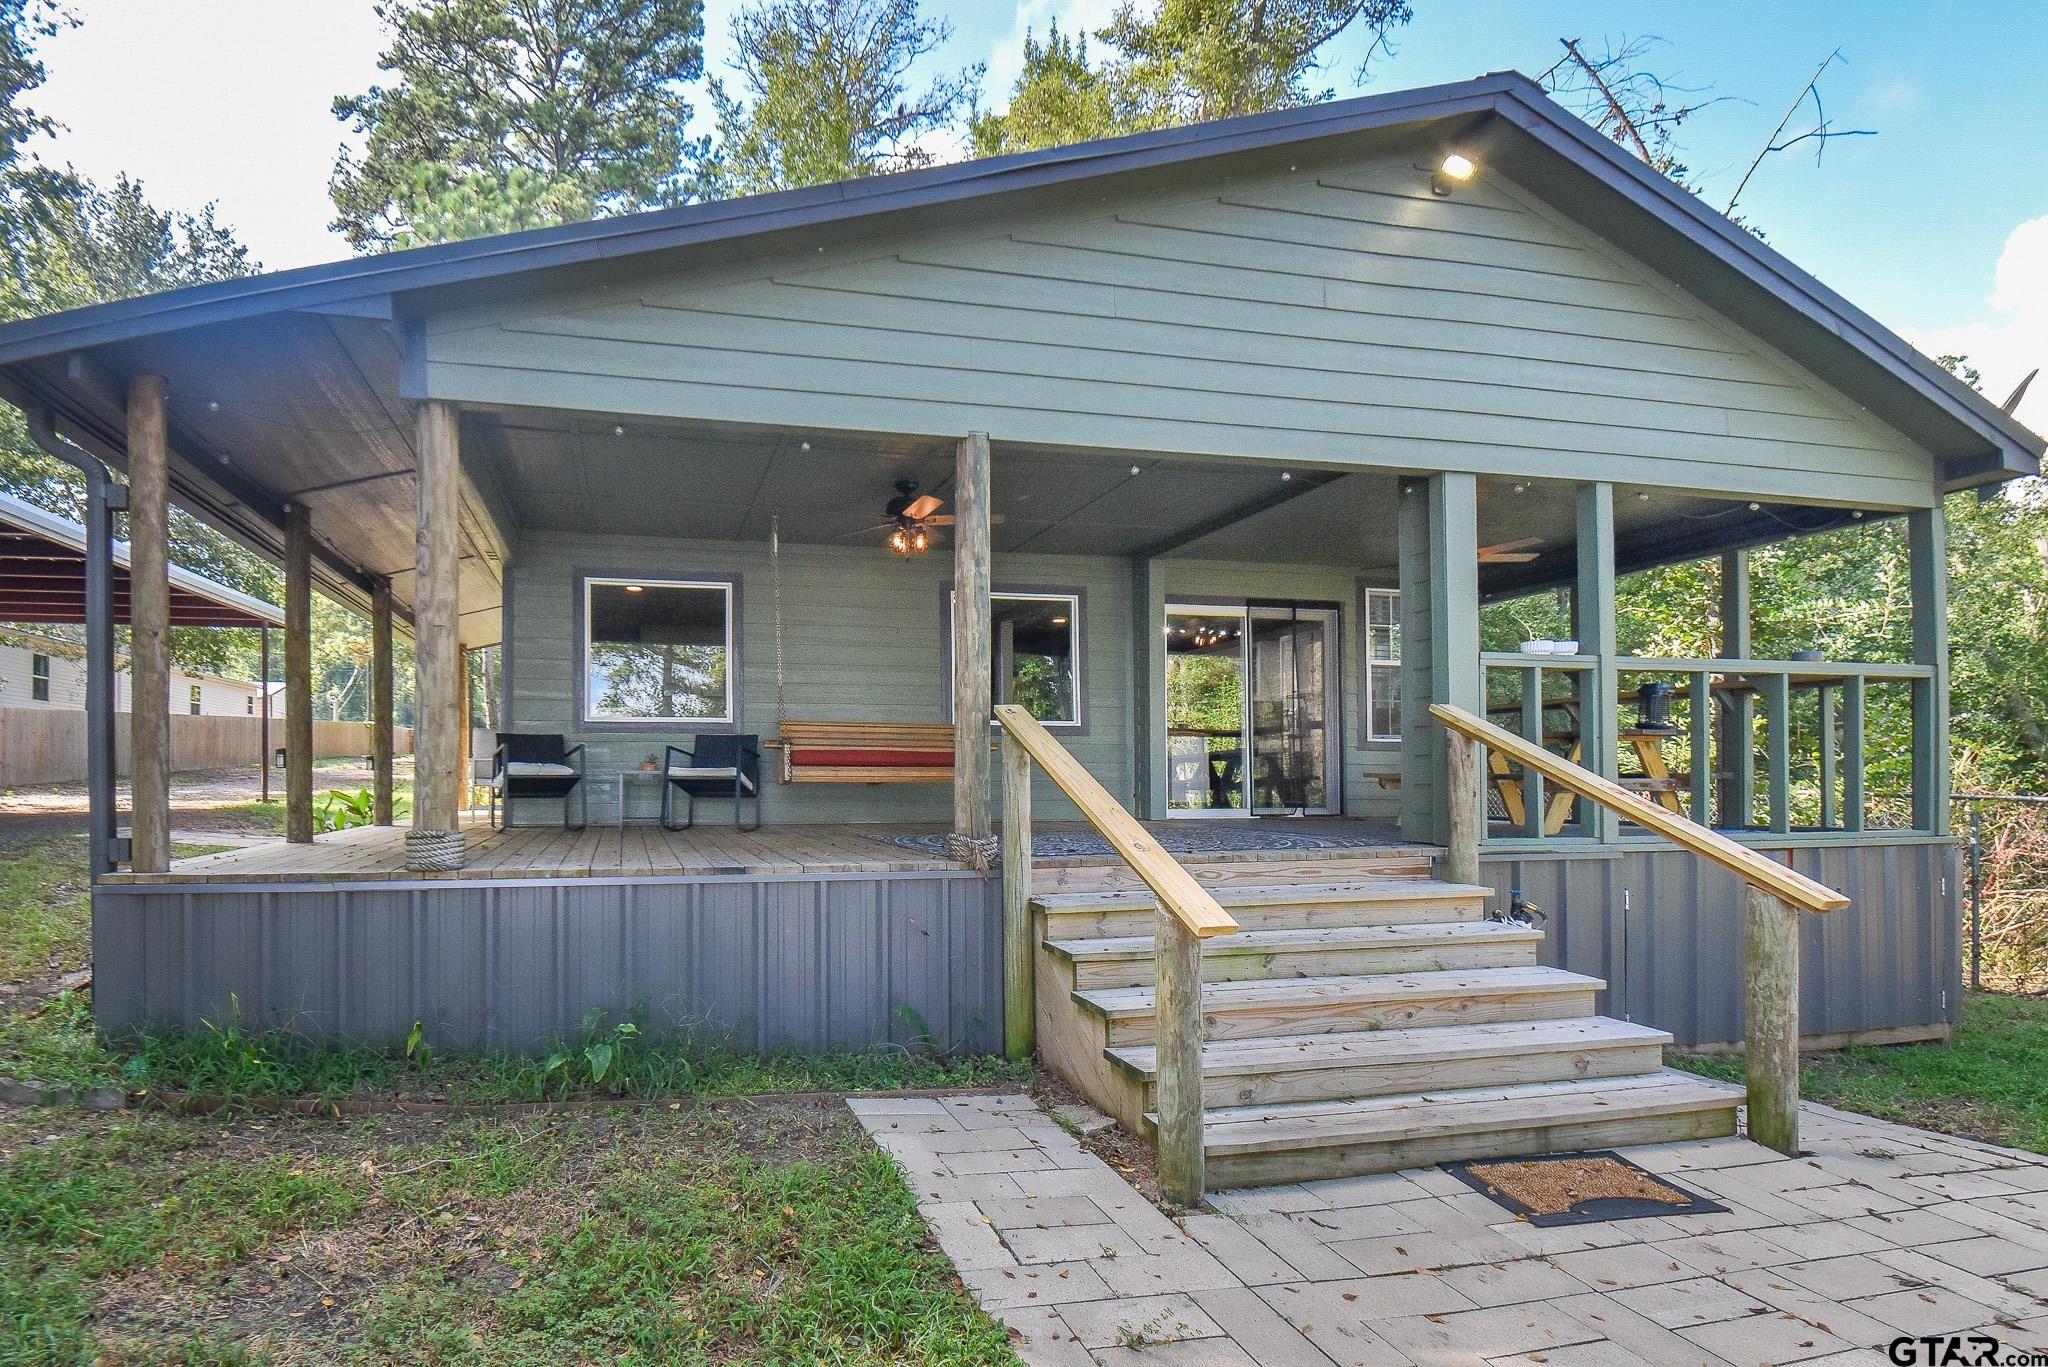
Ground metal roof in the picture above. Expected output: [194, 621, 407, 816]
[0, 488, 283, 627]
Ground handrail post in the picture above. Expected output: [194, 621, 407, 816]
[1154, 908, 1205, 1205]
[1445, 730, 1482, 886]
[1745, 886, 1800, 1154]
[1001, 726, 1034, 1063]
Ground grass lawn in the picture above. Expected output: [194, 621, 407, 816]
[0, 837, 1024, 1361]
[1, 1100, 1017, 1363]
[1671, 990, 2048, 1155]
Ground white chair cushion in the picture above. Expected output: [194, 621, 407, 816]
[668, 764, 756, 794]
[494, 760, 577, 792]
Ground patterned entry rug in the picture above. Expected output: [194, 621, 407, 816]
[875, 821, 1407, 860]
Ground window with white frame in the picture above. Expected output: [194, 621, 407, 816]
[246, 696, 255, 715]
[1364, 589, 1401, 742]
[583, 578, 734, 722]
[950, 591, 1081, 726]
[188, 684, 202, 715]
[30, 652, 50, 702]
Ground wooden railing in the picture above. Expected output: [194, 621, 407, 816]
[1479, 652, 1938, 837]
[996, 704, 1238, 1202]
[1431, 703, 1847, 1154]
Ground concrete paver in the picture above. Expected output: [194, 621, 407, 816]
[849, 1096, 2048, 1365]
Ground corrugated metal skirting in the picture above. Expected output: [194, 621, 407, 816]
[92, 870, 1003, 1056]
[1480, 840, 1963, 1049]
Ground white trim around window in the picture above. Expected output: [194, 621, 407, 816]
[947, 588, 1084, 729]
[1364, 587, 1402, 743]
[581, 576, 736, 725]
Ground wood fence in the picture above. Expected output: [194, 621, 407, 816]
[0, 707, 414, 787]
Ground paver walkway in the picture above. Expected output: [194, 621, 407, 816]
[851, 1094, 2048, 1366]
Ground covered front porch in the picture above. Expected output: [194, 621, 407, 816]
[110, 814, 1424, 884]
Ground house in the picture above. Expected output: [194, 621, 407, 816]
[0, 73, 2036, 1185]
[0, 631, 270, 716]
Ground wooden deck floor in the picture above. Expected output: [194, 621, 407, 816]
[109, 817, 1426, 885]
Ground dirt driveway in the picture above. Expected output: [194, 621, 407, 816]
[0, 757, 414, 847]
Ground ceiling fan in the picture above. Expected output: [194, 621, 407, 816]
[1477, 536, 1543, 564]
[846, 479, 1001, 555]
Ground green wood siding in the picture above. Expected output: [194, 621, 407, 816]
[505, 531, 1131, 824]
[424, 150, 1938, 508]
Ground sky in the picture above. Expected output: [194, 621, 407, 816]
[23, 0, 2048, 429]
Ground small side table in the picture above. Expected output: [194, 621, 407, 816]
[617, 769, 666, 826]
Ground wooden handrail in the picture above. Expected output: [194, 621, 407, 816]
[1430, 703, 1848, 914]
[995, 705, 1238, 937]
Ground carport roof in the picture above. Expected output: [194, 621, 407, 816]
[0, 489, 282, 628]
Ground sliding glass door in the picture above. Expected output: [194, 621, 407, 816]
[1165, 602, 1340, 816]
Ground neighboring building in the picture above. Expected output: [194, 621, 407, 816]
[2, 74, 2039, 1181]
[0, 630, 269, 716]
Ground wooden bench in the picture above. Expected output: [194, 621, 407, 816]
[770, 721, 957, 784]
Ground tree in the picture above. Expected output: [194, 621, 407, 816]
[390, 164, 595, 248]
[329, 0, 706, 250]
[1099, 0, 1411, 126]
[699, 0, 978, 198]
[972, 0, 1410, 156]
[0, 0, 76, 303]
[969, 21, 1117, 158]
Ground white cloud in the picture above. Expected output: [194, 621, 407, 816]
[1904, 214, 2048, 435]
[982, 0, 1123, 103]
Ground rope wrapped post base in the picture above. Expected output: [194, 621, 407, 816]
[947, 830, 999, 873]
[404, 828, 466, 872]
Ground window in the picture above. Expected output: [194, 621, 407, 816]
[1364, 589, 1401, 742]
[246, 696, 255, 715]
[583, 578, 734, 723]
[30, 653, 50, 702]
[189, 684, 203, 715]
[949, 591, 1080, 726]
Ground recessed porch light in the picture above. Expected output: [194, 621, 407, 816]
[624, 584, 644, 593]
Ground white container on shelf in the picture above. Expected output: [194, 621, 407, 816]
[1520, 639, 1556, 655]
[1552, 640, 1580, 655]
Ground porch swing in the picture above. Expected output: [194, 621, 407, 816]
[761, 515, 957, 785]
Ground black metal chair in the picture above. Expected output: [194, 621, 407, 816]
[662, 735, 761, 831]
[490, 732, 587, 831]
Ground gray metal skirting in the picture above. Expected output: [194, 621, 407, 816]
[92, 870, 1004, 1056]
[1480, 840, 1963, 1049]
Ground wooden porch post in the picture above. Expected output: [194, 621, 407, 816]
[1744, 885, 1801, 1154]
[1001, 732, 1034, 1062]
[371, 579, 395, 824]
[1154, 908, 1205, 1205]
[412, 400, 464, 846]
[259, 627, 271, 805]
[1575, 484, 1619, 842]
[1132, 557, 1166, 819]
[950, 431, 993, 868]
[1426, 473, 1482, 850]
[1718, 550, 1754, 827]
[1444, 731, 1482, 886]
[1908, 505, 1951, 835]
[284, 502, 314, 844]
[126, 374, 172, 872]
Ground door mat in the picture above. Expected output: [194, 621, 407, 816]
[1444, 1150, 1727, 1226]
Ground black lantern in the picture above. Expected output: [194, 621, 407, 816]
[1635, 681, 1678, 734]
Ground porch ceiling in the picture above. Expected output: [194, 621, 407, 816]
[463, 407, 1406, 570]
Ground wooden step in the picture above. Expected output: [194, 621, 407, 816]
[1033, 878, 1492, 939]
[1048, 921, 1541, 989]
[1031, 849, 1435, 894]
[1171, 1070, 1743, 1186]
[1107, 1016, 1672, 1108]
[1074, 966, 1603, 1045]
